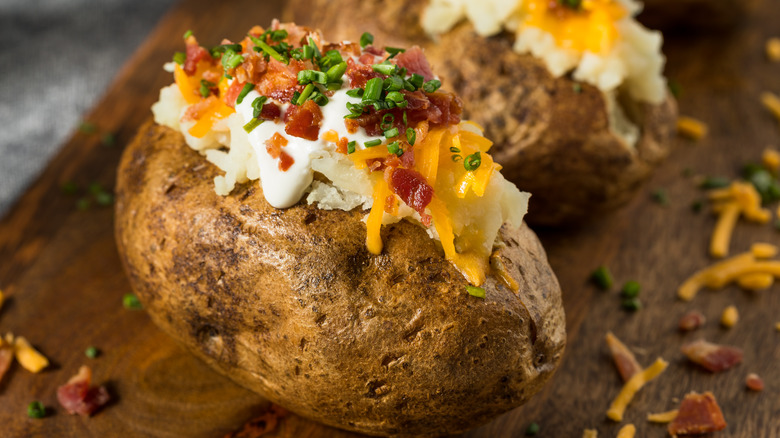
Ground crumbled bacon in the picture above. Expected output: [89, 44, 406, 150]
[265, 133, 288, 158]
[184, 38, 213, 75]
[224, 81, 248, 108]
[605, 332, 642, 382]
[223, 404, 288, 438]
[336, 137, 349, 154]
[235, 52, 268, 85]
[284, 100, 323, 140]
[679, 310, 706, 332]
[363, 45, 385, 57]
[746, 373, 764, 391]
[256, 59, 307, 102]
[394, 46, 435, 81]
[56, 366, 110, 417]
[184, 96, 218, 121]
[681, 339, 743, 373]
[668, 392, 727, 437]
[389, 168, 434, 216]
[346, 58, 382, 88]
[0, 343, 13, 385]
[351, 90, 463, 136]
[260, 103, 281, 121]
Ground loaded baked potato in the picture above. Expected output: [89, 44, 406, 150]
[284, 0, 678, 226]
[115, 22, 565, 436]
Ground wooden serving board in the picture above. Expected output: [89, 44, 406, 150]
[1, 0, 778, 436]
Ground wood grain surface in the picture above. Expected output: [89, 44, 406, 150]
[0, 0, 778, 436]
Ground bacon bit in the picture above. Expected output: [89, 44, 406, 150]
[605, 332, 642, 382]
[358, 52, 379, 65]
[224, 81, 247, 108]
[678, 310, 706, 332]
[223, 404, 288, 438]
[284, 100, 323, 140]
[184, 37, 213, 75]
[0, 341, 13, 385]
[647, 410, 679, 423]
[57, 366, 110, 417]
[265, 133, 288, 159]
[352, 90, 462, 137]
[256, 59, 306, 102]
[681, 339, 743, 373]
[746, 373, 764, 391]
[394, 46, 435, 81]
[260, 103, 281, 121]
[384, 194, 399, 215]
[389, 168, 434, 217]
[346, 57, 382, 88]
[668, 392, 726, 437]
[278, 151, 294, 172]
[184, 95, 219, 121]
[336, 136, 349, 154]
[235, 52, 268, 85]
[720, 305, 739, 328]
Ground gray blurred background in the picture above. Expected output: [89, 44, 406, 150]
[0, 0, 178, 216]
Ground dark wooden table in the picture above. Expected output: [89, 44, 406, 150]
[0, 0, 778, 436]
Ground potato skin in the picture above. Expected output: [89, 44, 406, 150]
[283, 0, 678, 226]
[114, 121, 565, 436]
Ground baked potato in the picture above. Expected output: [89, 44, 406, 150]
[115, 23, 566, 436]
[284, 0, 678, 226]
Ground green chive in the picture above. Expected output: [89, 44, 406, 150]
[590, 266, 613, 290]
[85, 346, 100, 359]
[451, 154, 462, 162]
[319, 50, 343, 70]
[383, 76, 404, 92]
[742, 164, 780, 204]
[384, 127, 399, 139]
[651, 188, 669, 206]
[422, 79, 442, 93]
[101, 132, 116, 147]
[372, 63, 397, 76]
[385, 91, 405, 103]
[296, 83, 315, 105]
[243, 118, 263, 133]
[406, 128, 416, 145]
[183, 30, 193, 40]
[76, 198, 91, 211]
[236, 83, 255, 105]
[199, 79, 215, 97]
[123, 293, 142, 310]
[79, 121, 97, 134]
[387, 141, 403, 156]
[360, 32, 374, 48]
[380, 113, 395, 130]
[346, 88, 363, 98]
[386, 47, 406, 58]
[61, 181, 78, 196]
[95, 191, 114, 207]
[347, 141, 356, 154]
[253, 39, 287, 63]
[668, 79, 682, 98]
[525, 422, 540, 436]
[326, 81, 343, 91]
[223, 52, 243, 69]
[449, 146, 461, 153]
[691, 200, 703, 213]
[408, 73, 424, 90]
[463, 152, 481, 171]
[402, 111, 408, 126]
[307, 38, 321, 59]
[310, 92, 329, 106]
[173, 51, 186, 65]
[622, 297, 642, 311]
[251, 96, 268, 118]
[298, 70, 328, 85]
[326, 62, 348, 83]
[211, 43, 243, 57]
[365, 139, 382, 148]
[88, 182, 103, 195]
[698, 176, 730, 189]
[621, 281, 640, 298]
[559, 0, 582, 9]
[363, 78, 383, 102]
[302, 44, 314, 60]
[27, 401, 46, 419]
[466, 285, 486, 298]
[572, 83, 583, 93]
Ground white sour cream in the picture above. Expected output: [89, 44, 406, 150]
[235, 86, 381, 208]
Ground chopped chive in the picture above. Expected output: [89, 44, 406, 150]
[691, 200, 703, 213]
[251, 96, 268, 118]
[183, 30, 193, 40]
[408, 73, 424, 90]
[95, 191, 114, 207]
[559, 0, 582, 9]
[173, 51, 186, 65]
[406, 128, 416, 145]
[296, 83, 315, 105]
[319, 50, 343, 70]
[88, 182, 103, 195]
[380, 113, 395, 130]
[326, 81, 343, 91]
[387, 141, 403, 156]
[402, 111, 407, 126]
[326, 62, 348, 83]
[307, 37, 321, 59]
[651, 188, 669, 206]
[123, 293, 142, 310]
[621, 281, 640, 298]
[590, 266, 613, 290]
[525, 422, 540, 436]
[199, 79, 215, 97]
[79, 121, 97, 134]
[463, 151, 481, 171]
[236, 83, 255, 105]
[466, 285, 486, 298]
[302, 44, 314, 60]
[422, 79, 442, 93]
[360, 32, 374, 48]
[621, 297, 642, 311]
[61, 181, 78, 195]
[363, 78, 383, 102]
[385, 47, 406, 58]
[365, 139, 382, 148]
[346, 88, 363, 98]
[310, 92, 329, 106]
[451, 154, 462, 162]
[385, 91, 405, 103]
[211, 43, 243, 57]
[101, 132, 116, 147]
[297, 70, 328, 85]
[222, 52, 243, 69]
[76, 198, 91, 211]
[85, 346, 100, 359]
[383, 76, 404, 92]
[449, 146, 461, 153]
[668, 79, 682, 98]
[372, 63, 397, 76]
[243, 118, 263, 133]
[253, 39, 287, 63]
[572, 83, 583, 93]
[347, 141, 356, 154]
[698, 176, 730, 189]
[384, 127, 399, 138]
[27, 401, 46, 419]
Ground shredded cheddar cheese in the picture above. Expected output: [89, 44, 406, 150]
[616, 424, 636, 438]
[737, 272, 774, 291]
[647, 410, 678, 423]
[582, 429, 598, 438]
[775, 322, 780, 331]
[0, 289, 4, 311]
[720, 305, 739, 328]
[607, 358, 669, 422]
[13, 336, 49, 373]
[707, 182, 770, 258]
[762, 148, 780, 173]
[761, 91, 780, 124]
[710, 202, 740, 258]
[768, 38, 780, 62]
[676, 116, 708, 140]
[366, 175, 389, 255]
[752, 242, 779, 258]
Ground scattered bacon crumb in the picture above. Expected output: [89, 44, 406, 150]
[388, 168, 434, 217]
[394, 46, 435, 81]
[681, 339, 743, 373]
[265, 133, 288, 159]
[56, 365, 110, 416]
[668, 392, 726, 437]
[745, 373, 764, 391]
[184, 37, 213, 75]
[605, 332, 642, 382]
[720, 305, 739, 328]
[678, 310, 706, 332]
[284, 100, 323, 141]
[223, 404, 288, 438]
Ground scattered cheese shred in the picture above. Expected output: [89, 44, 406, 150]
[13, 336, 49, 373]
[0, 289, 4, 311]
[707, 182, 771, 258]
[775, 322, 780, 331]
[616, 424, 636, 438]
[762, 148, 780, 173]
[710, 202, 740, 258]
[582, 429, 598, 438]
[647, 410, 679, 423]
[737, 272, 774, 291]
[767, 38, 780, 62]
[752, 242, 779, 258]
[366, 176, 389, 255]
[188, 99, 234, 138]
[721, 305, 739, 328]
[607, 358, 669, 422]
[676, 116, 708, 140]
[761, 91, 780, 124]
